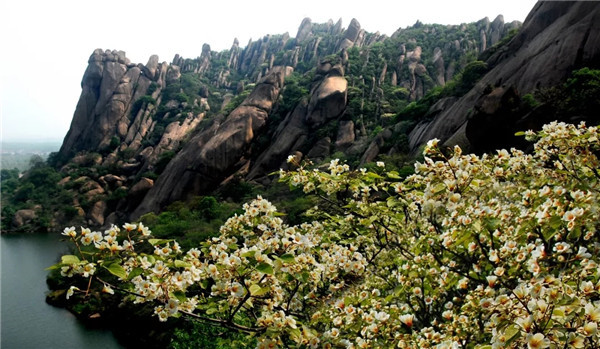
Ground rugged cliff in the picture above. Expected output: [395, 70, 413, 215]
[47, 13, 520, 225]
[408, 1, 600, 154]
[7, 2, 600, 232]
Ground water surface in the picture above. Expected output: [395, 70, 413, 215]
[1, 233, 123, 348]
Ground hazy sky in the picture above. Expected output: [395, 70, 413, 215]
[0, 0, 537, 142]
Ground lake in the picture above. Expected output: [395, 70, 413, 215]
[1, 233, 123, 348]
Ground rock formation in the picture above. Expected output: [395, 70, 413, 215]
[48, 11, 530, 228]
[58, 50, 164, 161]
[132, 67, 287, 217]
[246, 63, 348, 181]
[409, 1, 600, 153]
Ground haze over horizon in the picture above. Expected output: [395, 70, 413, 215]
[1, 0, 536, 143]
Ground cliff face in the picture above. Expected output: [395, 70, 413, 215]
[55, 13, 527, 224]
[408, 1, 600, 154]
[132, 67, 287, 216]
[59, 50, 166, 158]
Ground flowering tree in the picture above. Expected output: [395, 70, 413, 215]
[52, 122, 600, 348]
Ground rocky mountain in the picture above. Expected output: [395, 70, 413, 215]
[46, 12, 522, 225]
[14, 1, 597, 230]
[408, 1, 600, 154]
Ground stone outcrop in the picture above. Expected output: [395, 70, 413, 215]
[12, 209, 37, 228]
[131, 67, 287, 217]
[409, 1, 600, 154]
[58, 49, 166, 162]
[335, 120, 355, 151]
[247, 63, 348, 181]
[87, 201, 106, 226]
[306, 74, 348, 127]
[338, 18, 364, 51]
[296, 18, 313, 42]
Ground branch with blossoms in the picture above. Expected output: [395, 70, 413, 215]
[54, 121, 600, 348]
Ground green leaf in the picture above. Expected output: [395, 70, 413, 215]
[45, 263, 61, 270]
[228, 243, 238, 250]
[128, 267, 144, 280]
[366, 172, 383, 180]
[249, 284, 261, 296]
[200, 279, 209, 289]
[288, 328, 303, 343]
[504, 324, 521, 345]
[387, 171, 401, 179]
[172, 290, 187, 303]
[174, 260, 191, 268]
[299, 271, 310, 282]
[206, 307, 218, 315]
[148, 238, 172, 246]
[242, 250, 256, 258]
[279, 253, 295, 263]
[255, 287, 270, 296]
[514, 131, 526, 136]
[485, 218, 501, 231]
[256, 263, 274, 275]
[249, 284, 270, 296]
[431, 182, 446, 194]
[548, 215, 562, 229]
[104, 263, 127, 279]
[61, 255, 80, 264]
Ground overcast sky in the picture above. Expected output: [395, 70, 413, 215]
[0, 0, 537, 143]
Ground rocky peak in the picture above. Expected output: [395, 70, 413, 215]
[296, 17, 313, 42]
[57, 49, 163, 163]
[338, 18, 363, 50]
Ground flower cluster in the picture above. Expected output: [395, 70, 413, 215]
[55, 122, 600, 348]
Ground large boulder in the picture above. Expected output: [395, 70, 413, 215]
[296, 18, 313, 42]
[306, 74, 347, 127]
[12, 209, 37, 228]
[87, 201, 106, 226]
[335, 120, 355, 151]
[130, 178, 154, 197]
[246, 101, 310, 180]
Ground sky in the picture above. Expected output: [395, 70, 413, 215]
[0, 0, 537, 143]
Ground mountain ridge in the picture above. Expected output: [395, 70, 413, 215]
[7, 2, 600, 232]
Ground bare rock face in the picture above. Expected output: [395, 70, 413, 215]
[246, 100, 310, 180]
[99, 174, 124, 190]
[58, 49, 163, 163]
[147, 112, 204, 163]
[296, 18, 313, 42]
[12, 209, 37, 228]
[335, 120, 355, 151]
[409, 1, 600, 154]
[306, 73, 348, 127]
[344, 18, 362, 43]
[359, 129, 392, 165]
[432, 47, 445, 86]
[131, 67, 287, 218]
[338, 18, 363, 50]
[130, 178, 154, 197]
[247, 62, 348, 181]
[87, 201, 106, 226]
[306, 137, 331, 161]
